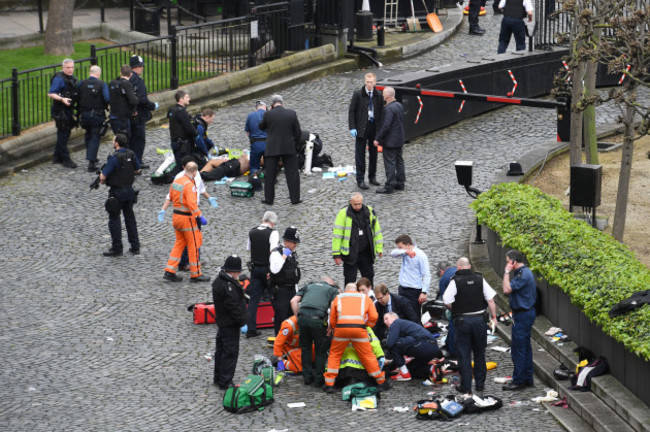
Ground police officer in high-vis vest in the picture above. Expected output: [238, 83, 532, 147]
[99, 134, 141, 257]
[77, 65, 109, 172]
[47, 58, 78, 169]
[269, 226, 302, 334]
[246, 211, 279, 338]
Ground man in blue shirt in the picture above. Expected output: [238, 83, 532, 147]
[99, 134, 141, 257]
[48, 58, 78, 169]
[245, 100, 267, 174]
[390, 234, 431, 317]
[502, 249, 537, 391]
[77, 65, 109, 172]
[384, 312, 442, 381]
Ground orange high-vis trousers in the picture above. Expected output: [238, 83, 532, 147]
[324, 327, 385, 387]
[165, 214, 203, 278]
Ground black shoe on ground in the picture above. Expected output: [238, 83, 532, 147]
[62, 159, 77, 169]
[358, 181, 369, 190]
[324, 386, 336, 394]
[376, 187, 394, 194]
[129, 247, 140, 255]
[469, 27, 486, 35]
[261, 199, 273, 205]
[53, 158, 63, 164]
[190, 275, 210, 283]
[103, 248, 123, 257]
[163, 271, 183, 282]
[218, 382, 233, 390]
[454, 384, 471, 394]
[303, 377, 314, 386]
[369, 178, 381, 186]
[525, 380, 534, 388]
[291, 200, 303, 205]
[246, 330, 262, 338]
[88, 162, 98, 172]
[139, 163, 150, 169]
[476, 385, 485, 392]
[502, 382, 525, 391]
[377, 381, 392, 391]
[395, 185, 404, 191]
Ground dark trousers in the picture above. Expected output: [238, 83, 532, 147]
[498, 16, 527, 53]
[271, 285, 296, 334]
[81, 112, 104, 163]
[355, 131, 377, 183]
[249, 140, 266, 173]
[130, 122, 147, 162]
[110, 118, 131, 143]
[107, 196, 139, 252]
[179, 247, 200, 267]
[298, 316, 328, 385]
[454, 314, 487, 392]
[398, 285, 422, 317]
[247, 266, 269, 331]
[446, 318, 457, 355]
[213, 325, 240, 387]
[53, 109, 73, 161]
[342, 248, 374, 285]
[468, 0, 481, 30]
[382, 147, 405, 190]
[389, 339, 441, 370]
[263, 154, 300, 204]
[511, 308, 535, 385]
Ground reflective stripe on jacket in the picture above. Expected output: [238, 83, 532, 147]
[330, 292, 379, 329]
[332, 205, 383, 259]
[170, 174, 202, 218]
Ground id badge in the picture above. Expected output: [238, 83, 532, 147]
[359, 229, 364, 236]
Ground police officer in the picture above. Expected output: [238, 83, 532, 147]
[212, 255, 248, 389]
[47, 58, 78, 169]
[245, 211, 279, 338]
[129, 54, 158, 169]
[108, 65, 139, 144]
[443, 257, 498, 394]
[245, 100, 267, 175]
[290, 277, 340, 388]
[99, 134, 141, 257]
[168, 90, 198, 171]
[77, 65, 109, 172]
[269, 226, 301, 334]
[193, 108, 216, 161]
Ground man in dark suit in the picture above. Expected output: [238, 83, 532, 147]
[259, 94, 302, 205]
[372, 283, 419, 340]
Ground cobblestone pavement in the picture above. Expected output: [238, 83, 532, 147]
[1, 8, 646, 431]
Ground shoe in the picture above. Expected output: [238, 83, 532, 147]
[376, 187, 394, 194]
[291, 200, 303, 205]
[324, 386, 336, 394]
[377, 381, 392, 391]
[190, 275, 210, 283]
[179, 265, 190, 272]
[261, 199, 273, 205]
[469, 28, 486, 35]
[246, 330, 262, 338]
[218, 382, 233, 390]
[163, 271, 183, 282]
[476, 385, 485, 392]
[395, 185, 404, 191]
[103, 248, 123, 257]
[502, 382, 525, 391]
[62, 159, 78, 169]
[52, 158, 63, 164]
[454, 384, 471, 394]
[358, 181, 369, 190]
[391, 371, 412, 381]
[139, 163, 150, 169]
[525, 380, 534, 388]
[87, 162, 98, 172]
[129, 247, 140, 255]
[369, 178, 381, 186]
[303, 377, 314, 386]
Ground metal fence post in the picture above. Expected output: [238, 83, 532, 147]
[101, 0, 105, 23]
[248, 3, 257, 68]
[130, 0, 134, 31]
[170, 25, 179, 89]
[38, 0, 44, 33]
[11, 68, 20, 136]
[91, 44, 98, 65]
[167, 0, 173, 37]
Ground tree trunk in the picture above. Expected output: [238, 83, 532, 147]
[44, 0, 75, 56]
[583, 59, 599, 165]
[612, 83, 637, 241]
[569, 60, 584, 166]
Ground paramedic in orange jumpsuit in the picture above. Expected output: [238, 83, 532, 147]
[324, 283, 391, 393]
[163, 161, 210, 282]
[273, 315, 314, 373]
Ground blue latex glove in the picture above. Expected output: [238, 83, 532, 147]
[157, 209, 165, 222]
[378, 357, 385, 370]
[154, 102, 159, 110]
[283, 247, 292, 257]
[240, 325, 248, 334]
[208, 197, 218, 208]
[199, 215, 208, 226]
[350, 129, 357, 138]
[277, 361, 286, 372]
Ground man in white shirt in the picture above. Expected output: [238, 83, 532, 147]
[497, 0, 534, 53]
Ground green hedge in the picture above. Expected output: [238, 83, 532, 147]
[470, 182, 650, 361]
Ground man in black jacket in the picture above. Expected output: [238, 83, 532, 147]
[373, 87, 405, 194]
[128, 55, 158, 169]
[212, 255, 248, 389]
[168, 90, 198, 171]
[269, 226, 301, 334]
[77, 65, 109, 172]
[348, 72, 383, 189]
[372, 283, 419, 340]
[259, 94, 302, 205]
[108, 65, 139, 146]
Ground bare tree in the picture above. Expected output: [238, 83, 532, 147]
[44, 0, 75, 56]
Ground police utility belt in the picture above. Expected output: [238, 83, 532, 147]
[173, 210, 192, 216]
[453, 310, 485, 318]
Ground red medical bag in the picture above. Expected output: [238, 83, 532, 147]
[189, 303, 216, 324]
[256, 302, 274, 329]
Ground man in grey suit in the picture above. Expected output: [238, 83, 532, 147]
[259, 94, 303, 205]
[373, 87, 405, 194]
